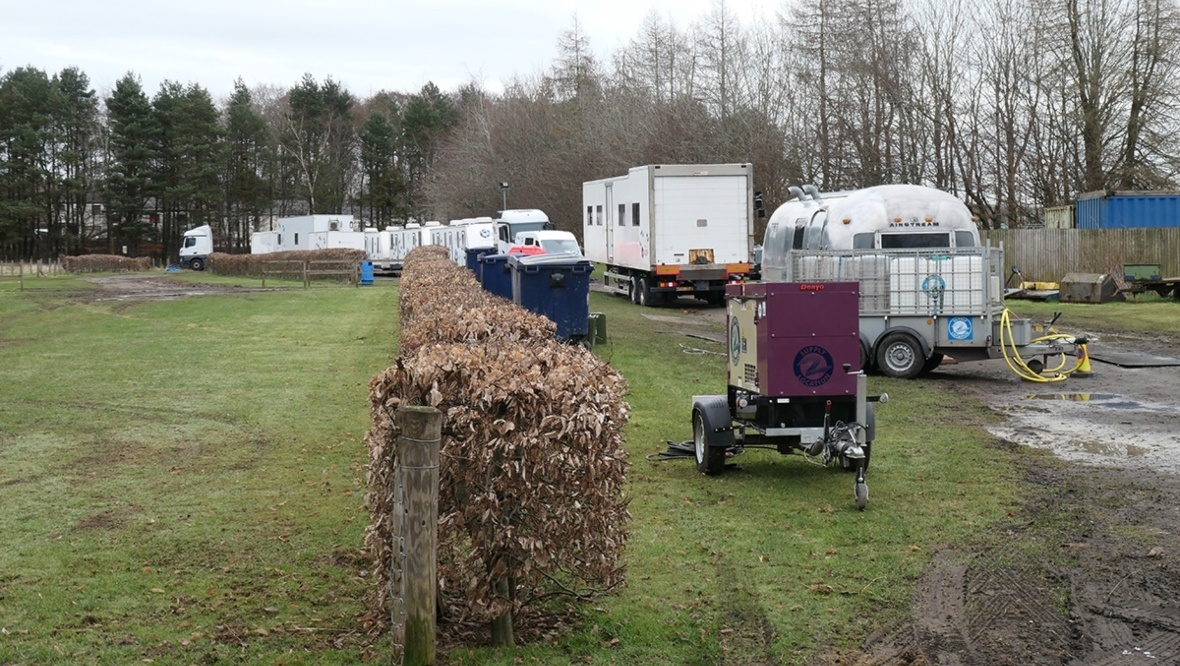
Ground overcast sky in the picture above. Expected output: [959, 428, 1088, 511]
[3, 0, 771, 102]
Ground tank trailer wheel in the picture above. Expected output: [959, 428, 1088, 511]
[876, 332, 925, 379]
[693, 409, 726, 476]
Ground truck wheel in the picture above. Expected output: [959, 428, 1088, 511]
[629, 277, 640, 304]
[637, 276, 652, 307]
[693, 408, 726, 476]
[876, 332, 924, 379]
[189, 258, 205, 271]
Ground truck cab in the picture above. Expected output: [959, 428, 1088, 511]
[179, 225, 213, 270]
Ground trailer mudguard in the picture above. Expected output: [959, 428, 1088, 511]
[691, 395, 735, 450]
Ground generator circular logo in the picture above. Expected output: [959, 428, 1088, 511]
[948, 316, 973, 341]
[794, 345, 834, 387]
[729, 318, 742, 365]
[479, 228, 492, 238]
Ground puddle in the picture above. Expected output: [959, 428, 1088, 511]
[1025, 393, 1169, 412]
[1080, 441, 1149, 457]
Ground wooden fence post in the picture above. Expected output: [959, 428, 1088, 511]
[395, 406, 441, 666]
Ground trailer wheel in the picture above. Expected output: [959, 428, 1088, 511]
[854, 477, 868, 511]
[918, 352, 944, 376]
[629, 277, 639, 304]
[189, 258, 205, 271]
[692, 408, 726, 476]
[637, 276, 652, 307]
[876, 332, 924, 379]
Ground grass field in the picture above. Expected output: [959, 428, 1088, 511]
[4, 272, 1171, 664]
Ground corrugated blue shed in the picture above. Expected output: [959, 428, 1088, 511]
[1076, 191, 1180, 229]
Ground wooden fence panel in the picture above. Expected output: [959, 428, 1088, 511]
[981, 229, 1180, 282]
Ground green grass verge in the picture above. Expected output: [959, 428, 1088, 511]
[4, 273, 1165, 664]
[0, 273, 398, 664]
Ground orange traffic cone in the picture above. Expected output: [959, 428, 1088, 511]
[1073, 343, 1093, 378]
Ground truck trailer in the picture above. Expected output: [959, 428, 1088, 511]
[760, 184, 1078, 379]
[582, 164, 756, 306]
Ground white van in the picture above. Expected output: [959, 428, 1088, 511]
[513, 230, 582, 255]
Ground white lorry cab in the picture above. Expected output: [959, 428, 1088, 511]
[179, 225, 213, 270]
[494, 209, 553, 253]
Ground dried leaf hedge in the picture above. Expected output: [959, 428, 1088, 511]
[208, 249, 366, 278]
[366, 246, 630, 633]
[61, 254, 152, 273]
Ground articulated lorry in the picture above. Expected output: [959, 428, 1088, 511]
[760, 183, 1078, 378]
[582, 164, 757, 306]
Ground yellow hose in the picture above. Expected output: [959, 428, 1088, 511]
[998, 309, 1083, 382]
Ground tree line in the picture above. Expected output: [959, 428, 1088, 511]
[2, 0, 1177, 262]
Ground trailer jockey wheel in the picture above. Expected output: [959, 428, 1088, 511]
[692, 408, 726, 475]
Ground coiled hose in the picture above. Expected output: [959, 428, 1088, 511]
[998, 308, 1088, 383]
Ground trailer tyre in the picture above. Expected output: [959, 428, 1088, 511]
[692, 408, 727, 476]
[189, 258, 205, 271]
[629, 277, 639, 304]
[919, 352, 944, 376]
[876, 332, 924, 379]
[637, 276, 652, 307]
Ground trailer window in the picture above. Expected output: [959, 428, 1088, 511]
[879, 232, 950, 249]
[852, 233, 874, 249]
[618, 203, 626, 226]
[586, 206, 593, 226]
[954, 231, 976, 247]
[632, 202, 640, 226]
[792, 222, 805, 249]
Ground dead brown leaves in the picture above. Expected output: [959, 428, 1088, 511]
[364, 246, 630, 632]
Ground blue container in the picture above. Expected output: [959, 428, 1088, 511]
[478, 254, 514, 300]
[1076, 191, 1180, 229]
[509, 254, 593, 341]
[360, 261, 374, 285]
[466, 247, 492, 273]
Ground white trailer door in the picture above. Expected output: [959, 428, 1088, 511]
[605, 183, 615, 264]
[653, 175, 749, 264]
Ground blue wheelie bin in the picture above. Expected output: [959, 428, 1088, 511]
[508, 253, 593, 342]
[466, 247, 493, 274]
[478, 253, 514, 300]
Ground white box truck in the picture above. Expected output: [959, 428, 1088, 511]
[582, 164, 756, 306]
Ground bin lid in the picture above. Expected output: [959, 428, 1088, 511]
[507, 251, 590, 268]
[479, 253, 511, 264]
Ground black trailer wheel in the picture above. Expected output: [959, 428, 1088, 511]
[637, 276, 652, 307]
[876, 332, 924, 379]
[693, 408, 726, 476]
[705, 291, 725, 306]
[629, 277, 640, 304]
[189, 258, 205, 271]
[918, 352, 944, 376]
